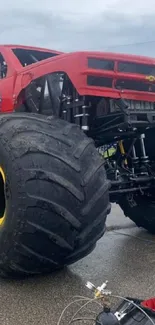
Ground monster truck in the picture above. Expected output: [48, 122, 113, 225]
[0, 45, 154, 277]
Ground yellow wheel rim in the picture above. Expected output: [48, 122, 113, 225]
[0, 167, 6, 226]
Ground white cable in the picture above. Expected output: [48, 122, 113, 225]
[70, 317, 96, 323]
[57, 292, 155, 325]
[112, 230, 155, 244]
[68, 299, 99, 324]
[75, 301, 97, 315]
[72, 294, 155, 325]
[73, 295, 102, 307]
[56, 298, 91, 325]
[57, 296, 103, 325]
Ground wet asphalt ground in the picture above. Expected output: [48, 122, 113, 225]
[1, 204, 155, 325]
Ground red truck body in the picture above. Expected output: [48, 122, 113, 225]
[1, 44, 155, 113]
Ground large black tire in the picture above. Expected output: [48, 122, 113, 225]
[0, 113, 110, 277]
[118, 194, 155, 233]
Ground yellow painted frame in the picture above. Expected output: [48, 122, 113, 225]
[0, 166, 6, 226]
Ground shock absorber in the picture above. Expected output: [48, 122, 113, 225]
[81, 97, 90, 131]
[73, 95, 90, 129]
[139, 133, 149, 165]
[73, 96, 81, 126]
[63, 95, 71, 120]
[132, 142, 139, 168]
[119, 140, 128, 166]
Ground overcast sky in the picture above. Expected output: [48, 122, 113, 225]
[1, 0, 155, 57]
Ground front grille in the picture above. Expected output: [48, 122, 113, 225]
[116, 79, 155, 92]
[125, 99, 155, 111]
[87, 76, 113, 88]
[118, 61, 155, 75]
[87, 75, 155, 93]
[88, 58, 114, 71]
[110, 99, 155, 112]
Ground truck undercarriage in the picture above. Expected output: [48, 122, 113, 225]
[20, 71, 155, 205]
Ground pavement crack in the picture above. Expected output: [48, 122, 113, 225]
[106, 224, 137, 232]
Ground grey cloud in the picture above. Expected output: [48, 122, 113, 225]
[0, 8, 155, 57]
